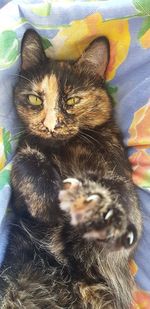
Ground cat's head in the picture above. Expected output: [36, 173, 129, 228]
[14, 29, 111, 141]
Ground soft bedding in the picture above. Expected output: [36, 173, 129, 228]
[0, 0, 150, 306]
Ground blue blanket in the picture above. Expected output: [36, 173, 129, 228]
[0, 0, 150, 301]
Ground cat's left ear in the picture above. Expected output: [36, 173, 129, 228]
[76, 37, 110, 78]
[21, 29, 46, 71]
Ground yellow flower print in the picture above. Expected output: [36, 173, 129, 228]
[129, 259, 150, 309]
[0, 128, 6, 171]
[132, 289, 150, 309]
[129, 150, 150, 188]
[137, 16, 150, 49]
[128, 100, 150, 189]
[128, 100, 150, 148]
[140, 28, 150, 49]
[0, 128, 12, 171]
[129, 259, 138, 277]
[46, 13, 130, 80]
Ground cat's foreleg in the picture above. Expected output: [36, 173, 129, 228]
[59, 177, 140, 309]
[11, 145, 61, 222]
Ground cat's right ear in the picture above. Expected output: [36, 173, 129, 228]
[75, 37, 110, 78]
[21, 29, 46, 71]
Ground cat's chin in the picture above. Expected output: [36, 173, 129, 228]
[30, 132, 77, 146]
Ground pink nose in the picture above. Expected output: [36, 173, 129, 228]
[54, 120, 63, 129]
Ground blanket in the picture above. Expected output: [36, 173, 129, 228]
[0, 0, 150, 307]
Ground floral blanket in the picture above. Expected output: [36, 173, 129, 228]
[0, 0, 150, 307]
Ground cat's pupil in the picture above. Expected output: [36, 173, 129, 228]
[66, 97, 81, 106]
[28, 95, 43, 106]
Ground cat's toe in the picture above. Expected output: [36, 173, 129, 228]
[63, 178, 82, 190]
[82, 205, 127, 243]
[121, 224, 137, 249]
[83, 209, 138, 250]
[86, 194, 101, 203]
[59, 178, 82, 212]
[103, 209, 114, 221]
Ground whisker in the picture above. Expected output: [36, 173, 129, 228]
[78, 134, 88, 144]
[80, 131, 100, 146]
[78, 132, 94, 146]
[12, 126, 25, 131]
[85, 127, 99, 134]
[10, 131, 26, 142]
[20, 220, 53, 253]
[9, 73, 35, 88]
[0, 266, 12, 278]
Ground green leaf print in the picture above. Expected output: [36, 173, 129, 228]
[0, 169, 10, 190]
[106, 84, 118, 106]
[31, 3, 51, 17]
[2, 129, 12, 160]
[138, 16, 150, 38]
[106, 85, 118, 95]
[140, 169, 150, 189]
[0, 30, 19, 68]
[133, 0, 150, 16]
[42, 37, 52, 50]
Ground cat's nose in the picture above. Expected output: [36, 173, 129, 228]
[54, 120, 63, 129]
[54, 116, 64, 130]
[44, 113, 64, 132]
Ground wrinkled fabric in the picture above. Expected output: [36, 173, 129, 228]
[0, 0, 150, 306]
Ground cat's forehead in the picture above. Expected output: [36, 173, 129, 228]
[48, 60, 73, 77]
[32, 62, 101, 97]
[31, 61, 82, 95]
[34, 74, 58, 94]
[33, 73, 73, 97]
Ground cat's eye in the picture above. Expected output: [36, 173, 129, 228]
[28, 95, 43, 106]
[66, 97, 80, 106]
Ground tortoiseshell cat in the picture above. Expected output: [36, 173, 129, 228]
[0, 29, 142, 309]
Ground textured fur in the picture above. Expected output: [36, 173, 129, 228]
[0, 29, 142, 308]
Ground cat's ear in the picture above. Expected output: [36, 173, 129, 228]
[21, 29, 46, 70]
[76, 37, 110, 78]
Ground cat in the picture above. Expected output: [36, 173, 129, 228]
[0, 29, 142, 309]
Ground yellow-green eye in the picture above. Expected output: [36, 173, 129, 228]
[28, 95, 43, 106]
[66, 97, 80, 106]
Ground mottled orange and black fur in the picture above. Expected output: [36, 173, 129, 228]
[0, 30, 142, 308]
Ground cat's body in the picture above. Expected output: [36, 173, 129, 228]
[0, 30, 142, 309]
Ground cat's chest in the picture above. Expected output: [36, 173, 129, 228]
[52, 142, 106, 178]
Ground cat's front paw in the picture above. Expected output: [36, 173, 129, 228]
[59, 178, 137, 249]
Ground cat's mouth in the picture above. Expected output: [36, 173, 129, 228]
[30, 128, 78, 141]
[51, 131, 76, 140]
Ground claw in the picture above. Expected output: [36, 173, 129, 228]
[122, 224, 137, 249]
[104, 209, 113, 221]
[63, 178, 82, 189]
[126, 231, 134, 246]
[86, 194, 100, 203]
